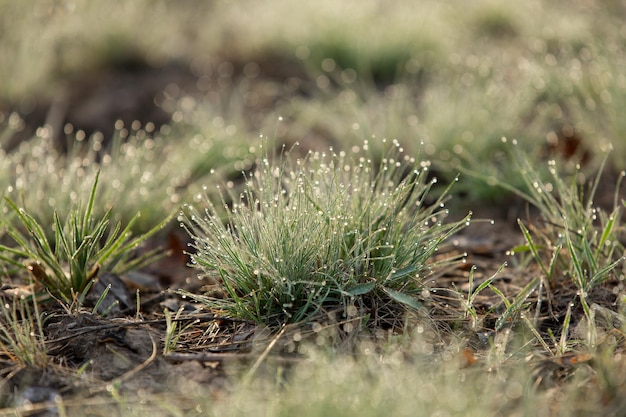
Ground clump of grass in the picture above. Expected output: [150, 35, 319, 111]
[184, 139, 470, 325]
[502, 139, 625, 348]
[0, 172, 168, 304]
[0, 297, 47, 368]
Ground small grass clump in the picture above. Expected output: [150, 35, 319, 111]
[0, 172, 168, 304]
[184, 140, 470, 325]
[502, 139, 625, 349]
[0, 297, 47, 368]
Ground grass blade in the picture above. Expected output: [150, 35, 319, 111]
[382, 286, 422, 310]
[517, 219, 550, 279]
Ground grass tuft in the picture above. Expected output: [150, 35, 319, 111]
[503, 141, 625, 349]
[184, 140, 470, 325]
[0, 171, 169, 304]
[0, 296, 47, 368]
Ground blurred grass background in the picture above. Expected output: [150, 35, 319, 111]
[1, 0, 625, 222]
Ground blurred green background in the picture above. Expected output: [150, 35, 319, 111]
[1, 0, 625, 223]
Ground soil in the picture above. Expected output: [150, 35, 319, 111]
[1, 52, 624, 414]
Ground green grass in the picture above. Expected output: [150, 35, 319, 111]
[184, 140, 470, 325]
[0, 172, 168, 304]
[502, 141, 625, 350]
[0, 297, 47, 368]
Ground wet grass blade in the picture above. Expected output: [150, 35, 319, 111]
[493, 276, 540, 331]
[517, 220, 550, 279]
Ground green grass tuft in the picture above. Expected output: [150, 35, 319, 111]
[503, 141, 625, 349]
[0, 297, 47, 368]
[0, 171, 169, 304]
[184, 140, 470, 325]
